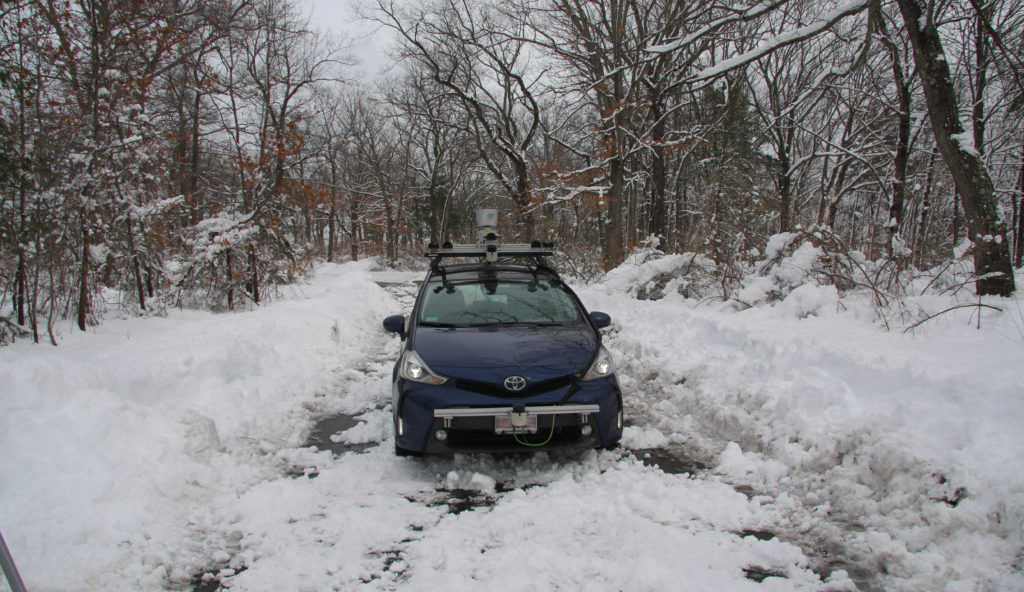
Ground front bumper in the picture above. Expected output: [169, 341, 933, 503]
[394, 377, 623, 454]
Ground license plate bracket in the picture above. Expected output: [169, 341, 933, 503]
[495, 413, 538, 434]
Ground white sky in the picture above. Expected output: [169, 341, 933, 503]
[299, 0, 397, 82]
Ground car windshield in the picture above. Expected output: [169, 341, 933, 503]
[419, 278, 581, 326]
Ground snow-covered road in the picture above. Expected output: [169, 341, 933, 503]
[2, 258, 1022, 591]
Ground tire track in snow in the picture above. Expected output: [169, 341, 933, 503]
[193, 275, 862, 591]
[345, 279, 864, 591]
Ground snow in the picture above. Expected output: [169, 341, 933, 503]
[954, 238, 974, 259]
[2, 256, 1024, 591]
[688, 1, 872, 82]
[951, 130, 979, 157]
[584, 256, 1024, 591]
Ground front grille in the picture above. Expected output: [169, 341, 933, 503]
[424, 412, 602, 454]
[446, 424, 586, 449]
[455, 375, 574, 398]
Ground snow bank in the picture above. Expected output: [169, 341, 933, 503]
[737, 239, 825, 307]
[0, 260, 392, 590]
[582, 254, 1024, 591]
[598, 249, 720, 301]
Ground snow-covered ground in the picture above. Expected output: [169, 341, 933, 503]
[2, 256, 1023, 591]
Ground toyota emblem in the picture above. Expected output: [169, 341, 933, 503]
[504, 376, 527, 392]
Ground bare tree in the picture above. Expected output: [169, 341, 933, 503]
[33, 0, 217, 327]
[383, 68, 478, 245]
[895, 0, 1015, 295]
[205, 0, 344, 306]
[374, 0, 543, 239]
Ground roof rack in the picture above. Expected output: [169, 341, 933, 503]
[425, 240, 556, 276]
[425, 241, 555, 260]
[426, 209, 556, 272]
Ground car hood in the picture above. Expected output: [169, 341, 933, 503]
[412, 324, 597, 382]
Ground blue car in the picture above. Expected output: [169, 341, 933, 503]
[383, 243, 623, 455]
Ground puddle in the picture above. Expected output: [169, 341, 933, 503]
[732, 484, 759, 498]
[733, 529, 877, 588]
[361, 548, 408, 584]
[814, 558, 876, 590]
[191, 566, 246, 592]
[733, 511, 879, 591]
[284, 465, 320, 479]
[743, 566, 787, 582]
[192, 576, 220, 592]
[739, 529, 776, 541]
[808, 541, 878, 591]
[308, 413, 376, 456]
[409, 487, 503, 515]
[636, 448, 708, 475]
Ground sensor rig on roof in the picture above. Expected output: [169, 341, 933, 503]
[426, 209, 556, 272]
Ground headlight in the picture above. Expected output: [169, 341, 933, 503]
[582, 346, 615, 381]
[400, 350, 448, 385]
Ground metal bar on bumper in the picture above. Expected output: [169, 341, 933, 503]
[434, 404, 600, 418]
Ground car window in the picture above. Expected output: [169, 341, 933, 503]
[420, 279, 581, 325]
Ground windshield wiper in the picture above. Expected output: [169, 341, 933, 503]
[489, 320, 565, 327]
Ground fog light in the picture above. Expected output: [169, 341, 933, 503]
[434, 429, 449, 441]
[581, 424, 593, 437]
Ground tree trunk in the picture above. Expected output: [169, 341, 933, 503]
[648, 93, 667, 242]
[189, 90, 202, 224]
[1015, 141, 1024, 267]
[816, 154, 830, 227]
[886, 36, 912, 258]
[327, 204, 336, 263]
[1016, 192, 1024, 268]
[895, 0, 1014, 295]
[777, 128, 793, 233]
[513, 163, 536, 241]
[15, 252, 26, 327]
[15, 180, 27, 328]
[972, 6, 990, 155]
[952, 190, 961, 247]
[226, 248, 235, 311]
[77, 209, 90, 331]
[126, 215, 147, 311]
[915, 150, 938, 267]
[604, 152, 626, 270]
[248, 246, 260, 304]
[429, 169, 444, 244]
[350, 202, 359, 261]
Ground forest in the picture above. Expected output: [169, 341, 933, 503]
[1, 0, 1022, 344]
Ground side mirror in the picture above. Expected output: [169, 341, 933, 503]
[383, 315, 407, 339]
[589, 311, 611, 329]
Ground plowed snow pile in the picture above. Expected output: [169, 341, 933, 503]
[587, 247, 1024, 591]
